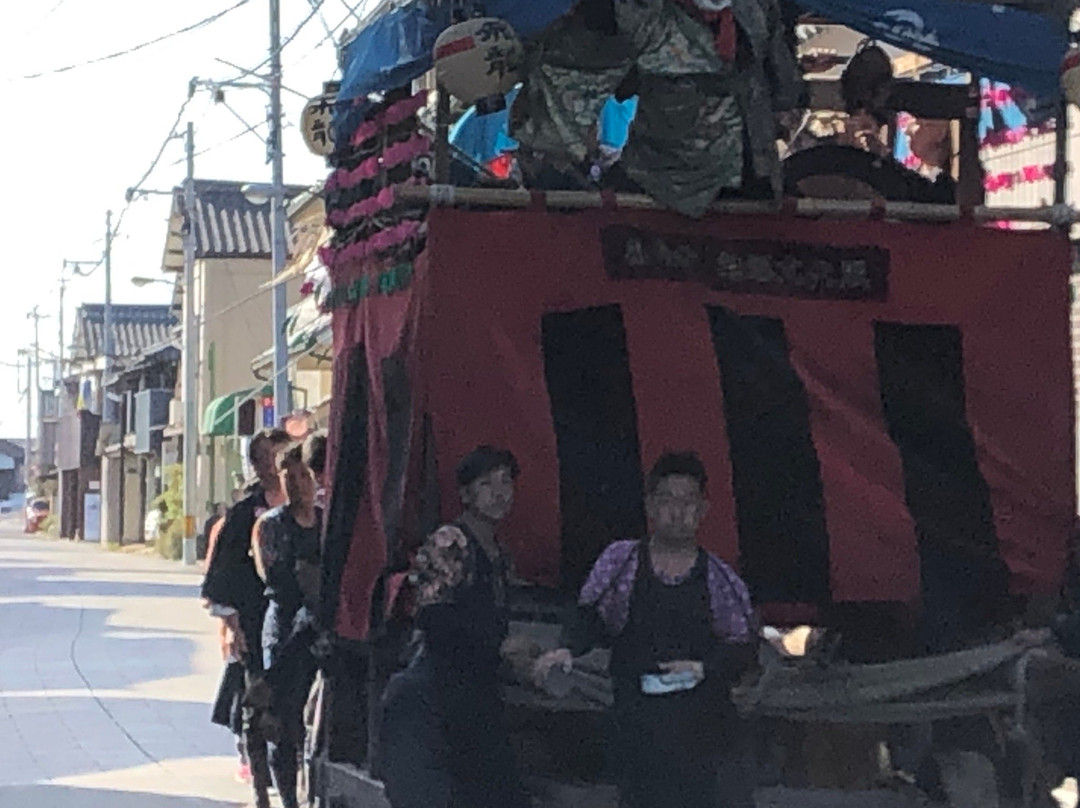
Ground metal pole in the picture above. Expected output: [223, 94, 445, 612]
[56, 272, 67, 539]
[58, 276, 65, 386]
[269, 0, 291, 425]
[30, 307, 41, 481]
[103, 210, 115, 424]
[182, 121, 199, 566]
[23, 355, 31, 492]
[31, 308, 41, 406]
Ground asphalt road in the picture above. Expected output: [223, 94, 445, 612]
[0, 523, 256, 807]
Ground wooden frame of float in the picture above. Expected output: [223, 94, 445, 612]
[395, 183, 1078, 225]
[426, 72, 1070, 220]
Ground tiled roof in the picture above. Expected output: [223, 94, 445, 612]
[0, 439, 25, 463]
[72, 304, 178, 362]
[162, 179, 308, 272]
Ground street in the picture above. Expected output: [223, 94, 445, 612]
[0, 518, 254, 807]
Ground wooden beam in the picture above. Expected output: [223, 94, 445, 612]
[434, 84, 451, 185]
[399, 184, 1076, 225]
[957, 78, 986, 210]
[806, 79, 972, 120]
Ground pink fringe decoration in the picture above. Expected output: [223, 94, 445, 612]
[350, 91, 429, 147]
[983, 163, 1053, 192]
[325, 135, 430, 193]
[326, 179, 425, 228]
[320, 220, 424, 270]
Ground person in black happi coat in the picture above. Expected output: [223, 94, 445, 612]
[253, 443, 324, 808]
[379, 446, 529, 808]
[202, 427, 291, 808]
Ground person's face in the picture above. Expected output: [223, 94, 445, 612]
[281, 461, 316, 509]
[646, 475, 707, 544]
[461, 466, 515, 523]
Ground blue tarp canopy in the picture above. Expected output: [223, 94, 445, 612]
[797, 0, 1068, 97]
[340, 0, 1069, 105]
[339, 0, 576, 103]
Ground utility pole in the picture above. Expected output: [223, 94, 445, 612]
[57, 258, 94, 541]
[20, 352, 31, 492]
[188, 5, 290, 424]
[103, 210, 115, 424]
[181, 121, 199, 566]
[29, 306, 43, 405]
[57, 276, 65, 385]
[28, 307, 46, 477]
[269, 0, 291, 425]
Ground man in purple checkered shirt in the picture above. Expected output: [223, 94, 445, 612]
[535, 451, 757, 808]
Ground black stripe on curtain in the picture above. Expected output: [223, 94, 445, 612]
[706, 306, 830, 604]
[380, 353, 412, 568]
[873, 322, 1007, 651]
[541, 305, 647, 593]
[321, 343, 372, 631]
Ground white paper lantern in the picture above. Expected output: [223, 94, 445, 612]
[1061, 45, 1080, 107]
[433, 17, 522, 113]
[301, 91, 337, 156]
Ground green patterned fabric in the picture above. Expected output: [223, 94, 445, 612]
[511, 15, 634, 163]
[510, 0, 804, 215]
[621, 71, 744, 216]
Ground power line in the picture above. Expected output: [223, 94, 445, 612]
[337, 0, 364, 22]
[307, 0, 337, 40]
[229, 0, 329, 80]
[288, 6, 357, 68]
[111, 96, 193, 241]
[129, 97, 192, 194]
[171, 119, 270, 165]
[24, 0, 74, 35]
[9, 0, 251, 81]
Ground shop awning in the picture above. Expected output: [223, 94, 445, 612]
[202, 386, 271, 437]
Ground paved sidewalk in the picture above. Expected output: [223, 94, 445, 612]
[0, 524, 263, 807]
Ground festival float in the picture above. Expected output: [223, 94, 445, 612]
[307, 1, 1080, 806]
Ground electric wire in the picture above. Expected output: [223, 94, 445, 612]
[23, 0, 73, 36]
[172, 119, 270, 165]
[227, 0, 329, 81]
[337, 0, 363, 24]
[287, 6, 358, 68]
[307, 0, 338, 40]
[112, 96, 193, 241]
[9, 0, 251, 81]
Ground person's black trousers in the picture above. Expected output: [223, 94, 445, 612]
[264, 622, 319, 808]
[240, 610, 273, 808]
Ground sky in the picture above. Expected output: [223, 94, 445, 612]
[0, 0, 381, 440]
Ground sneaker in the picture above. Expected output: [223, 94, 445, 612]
[235, 762, 252, 783]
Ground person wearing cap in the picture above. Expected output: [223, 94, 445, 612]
[378, 445, 529, 808]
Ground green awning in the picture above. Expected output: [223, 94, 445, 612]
[201, 385, 272, 437]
